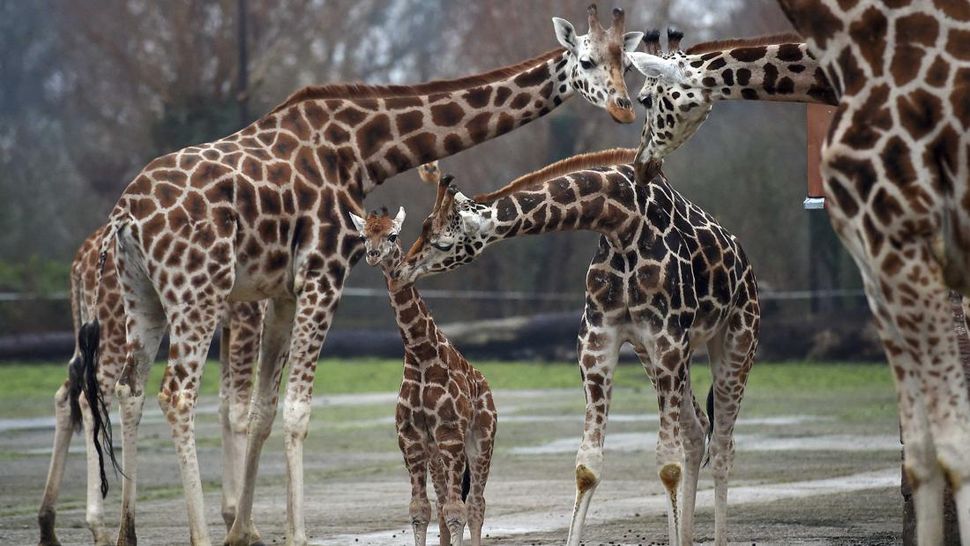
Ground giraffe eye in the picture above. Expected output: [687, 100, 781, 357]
[580, 58, 595, 70]
[639, 94, 653, 108]
[387, 233, 397, 243]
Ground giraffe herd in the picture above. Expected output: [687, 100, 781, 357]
[34, 2, 969, 546]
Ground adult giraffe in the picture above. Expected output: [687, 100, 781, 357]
[36, 225, 264, 546]
[78, 6, 643, 546]
[628, 7, 970, 542]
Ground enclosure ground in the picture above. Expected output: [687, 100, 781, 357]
[0, 360, 901, 544]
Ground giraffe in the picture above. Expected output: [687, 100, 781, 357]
[395, 149, 761, 546]
[351, 203, 497, 546]
[74, 7, 643, 545]
[627, 6, 970, 541]
[625, 29, 836, 180]
[36, 225, 264, 546]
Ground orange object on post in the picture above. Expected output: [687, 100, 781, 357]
[805, 103, 835, 209]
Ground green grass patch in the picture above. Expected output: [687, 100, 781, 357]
[0, 359, 895, 419]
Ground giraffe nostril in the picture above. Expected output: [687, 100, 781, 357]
[616, 97, 632, 109]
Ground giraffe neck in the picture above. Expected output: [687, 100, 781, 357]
[268, 49, 573, 196]
[688, 43, 835, 105]
[380, 252, 440, 350]
[482, 166, 636, 244]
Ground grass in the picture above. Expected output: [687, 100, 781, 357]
[0, 358, 895, 420]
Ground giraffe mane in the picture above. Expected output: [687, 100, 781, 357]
[269, 47, 566, 115]
[473, 148, 637, 203]
[684, 32, 803, 55]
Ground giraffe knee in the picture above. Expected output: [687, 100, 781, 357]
[659, 462, 683, 495]
[575, 464, 600, 494]
[283, 398, 312, 442]
[409, 497, 432, 525]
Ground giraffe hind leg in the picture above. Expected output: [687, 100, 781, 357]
[465, 395, 496, 546]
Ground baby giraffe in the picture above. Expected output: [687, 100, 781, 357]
[350, 203, 497, 546]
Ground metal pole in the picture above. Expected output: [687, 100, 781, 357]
[236, 0, 249, 127]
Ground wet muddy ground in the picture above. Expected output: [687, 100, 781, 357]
[0, 372, 902, 545]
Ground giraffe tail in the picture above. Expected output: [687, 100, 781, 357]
[460, 460, 471, 502]
[701, 385, 714, 468]
[74, 219, 123, 498]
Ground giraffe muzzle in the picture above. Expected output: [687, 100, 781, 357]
[607, 97, 636, 123]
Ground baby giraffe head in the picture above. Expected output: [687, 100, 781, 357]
[627, 29, 714, 181]
[553, 4, 643, 123]
[350, 207, 406, 270]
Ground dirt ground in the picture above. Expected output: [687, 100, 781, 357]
[0, 382, 903, 545]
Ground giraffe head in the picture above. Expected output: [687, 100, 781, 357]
[627, 29, 714, 181]
[350, 207, 407, 269]
[553, 4, 643, 123]
[396, 174, 493, 284]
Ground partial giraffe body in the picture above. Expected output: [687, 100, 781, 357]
[36, 226, 264, 546]
[76, 6, 641, 545]
[626, 29, 835, 180]
[629, 6, 970, 543]
[350, 197, 496, 546]
[398, 150, 760, 546]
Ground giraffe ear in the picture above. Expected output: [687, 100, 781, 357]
[623, 31, 644, 53]
[627, 52, 682, 82]
[392, 206, 406, 234]
[349, 212, 366, 234]
[552, 17, 579, 52]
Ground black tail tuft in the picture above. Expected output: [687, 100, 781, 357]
[702, 385, 715, 468]
[67, 354, 85, 432]
[77, 319, 119, 498]
[460, 461, 471, 502]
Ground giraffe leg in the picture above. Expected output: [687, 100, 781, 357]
[220, 302, 263, 532]
[80, 384, 116, 546]
[433, 424, 468, 546]
[676, 378, 706, 546]
[398, 421, 431, 546]
[227, 298, 295, 546]
[465, 394, 496, 546]
[280, 279, 346, 546]
[114, 245, 166, 546]
[429, 454, 451, 546]
[708, 297, 758, 546]
[37, 382, 73, 546]
[651, 344, 692, 546]
[566, 316, 620, 546]
[157, 302, 222, 546]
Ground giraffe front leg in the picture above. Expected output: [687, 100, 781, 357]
[398, 418, 431, 546]
[281, 277, 344, 546]
[227, 298, 295, 546]
[566, 317, 620, 546]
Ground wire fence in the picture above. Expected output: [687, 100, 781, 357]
[0, 287, 868, 304]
